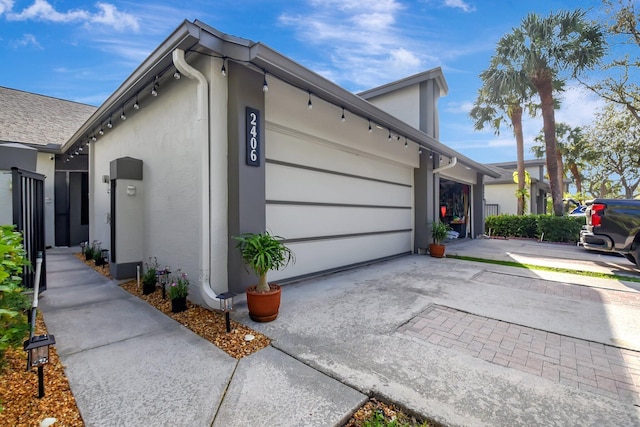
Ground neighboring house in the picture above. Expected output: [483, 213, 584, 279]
[60, 20, 499, 307]
[0, 87, 96, 248]
[484, 159, 551, 216]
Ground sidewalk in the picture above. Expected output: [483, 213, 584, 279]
[39, 247, 365, 426]
[40, 243, 640, 426]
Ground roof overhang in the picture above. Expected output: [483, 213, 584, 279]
[63, 20, 498, 178]
[357, 68, 449, 99]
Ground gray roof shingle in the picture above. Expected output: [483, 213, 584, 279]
[0, 86, 96, 147]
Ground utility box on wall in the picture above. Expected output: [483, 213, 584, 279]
[109, 157, 143, 279]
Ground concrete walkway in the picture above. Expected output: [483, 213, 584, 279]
[40, 240, 640, 426]
[40, 248, 365, 427]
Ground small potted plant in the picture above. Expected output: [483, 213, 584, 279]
[168, 270, 189, 313]
[234, 231, 294, 322]
[84, 240, 98, 261]
[142, 257, 158, 295]
[429, 221, 451, 258]
[91, 242, 104, 266]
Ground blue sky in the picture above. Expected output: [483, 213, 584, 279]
[0, 0, 612, 164]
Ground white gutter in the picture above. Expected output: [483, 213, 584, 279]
[172, 48, 219, 308]
[433, 157, 457, 174]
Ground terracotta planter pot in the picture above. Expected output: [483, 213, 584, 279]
[246, 284, 281, 322]
[429, 243, 446, 258]
[171, 297, 187, 313]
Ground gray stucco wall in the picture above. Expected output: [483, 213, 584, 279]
[473, 172, 484, 238]
[227, 62, 266, 293]
[0, 143, 37, 171]
[414, 152, 435, 250]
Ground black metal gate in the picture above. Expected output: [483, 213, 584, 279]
[11, 167, 46, 291]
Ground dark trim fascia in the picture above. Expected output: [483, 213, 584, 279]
[266, 159, 412, 188]
[357, 68, 449, 98]
[62, 20, 201, 153]
[63, 19, 499, 178]
[249, 44, 497, 177]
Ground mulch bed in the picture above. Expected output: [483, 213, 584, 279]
[118, 280, 271, 359]
[0, 314, 84, 427]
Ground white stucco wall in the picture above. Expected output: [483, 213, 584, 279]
[90, 55, 228, 297]
[364, 85, 421, 130]
[35, 152, 56, 248]
[485, 183, 517, 215]
[485, 183, 536, 215]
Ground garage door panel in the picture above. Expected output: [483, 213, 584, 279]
[269, 232, 412, 282]
[267, 128, 413, 185]
[266, 163, 411, 207]
[266, 205, 411, 240]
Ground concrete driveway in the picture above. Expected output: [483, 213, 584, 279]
[233, 238, 640, 426]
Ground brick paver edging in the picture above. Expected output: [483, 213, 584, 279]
[398, 304, 640, 405]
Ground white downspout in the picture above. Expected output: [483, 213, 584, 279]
[433, 156, 457, 174]
[172, 48, 218, 308]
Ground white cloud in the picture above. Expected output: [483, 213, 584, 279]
[279, 0, 433, 89]
[8, 0, 89, 22]
[6, 0, 139, 32]
[90, 3, 140, 32]
[443, 0, 475, 13]
[555, 83, 604, 128]
[13, 33, 42, 49]
[444, 100, 474, 114]
[0, 0, 13, 15]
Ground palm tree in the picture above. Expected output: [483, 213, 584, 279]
[494, 10, 605, 215]
[470, 61, 535, 215]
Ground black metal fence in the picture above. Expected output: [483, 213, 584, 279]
[12, 167, 46, 291]
[485, 203, 499, 217]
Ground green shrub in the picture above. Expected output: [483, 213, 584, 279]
[485, 214, 584, 243]
[0, 225, 31, 369]
[485, 214, 538, 238]
[537, 215, 585, 243]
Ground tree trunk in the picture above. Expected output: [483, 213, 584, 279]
[256, 272, 269, 293]
[556, 149, 564, 198]
[511, 106, 526, 215]
[569, 163, 582, 194]
[533, 75, 564, 216]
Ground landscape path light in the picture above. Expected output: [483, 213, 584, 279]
[23, 334, 56, 398]
[216, 292, 237, 333]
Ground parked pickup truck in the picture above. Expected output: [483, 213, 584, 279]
[580, 199, 640, 266]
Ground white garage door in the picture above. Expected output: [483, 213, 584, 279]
[265, 124, 414, 282]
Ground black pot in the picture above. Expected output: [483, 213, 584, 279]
[142, 282, 156, 295]
[171, 297, 187, 313]
[84, 252, 91, 261]
[94, 257, 103, 266]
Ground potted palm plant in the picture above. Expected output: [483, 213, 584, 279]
[429, 221, 451, 258]
[234, 231, 294, 322]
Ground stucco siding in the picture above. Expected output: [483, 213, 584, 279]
[365, 85, 421, 130]
[485, 184, 517, 215]
[90, 55, 229, 296]
[485, 183, 535, 215]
